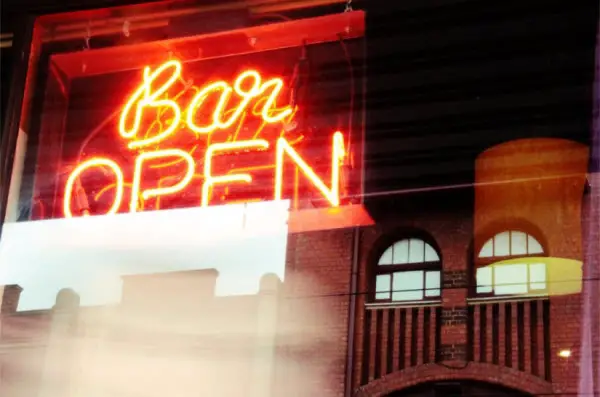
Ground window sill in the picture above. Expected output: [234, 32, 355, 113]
[467, 294, 549, 305]
[366, 300, 442, 310]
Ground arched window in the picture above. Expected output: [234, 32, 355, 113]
[475, 230, 547, 296]
[373, 238, 441, 302]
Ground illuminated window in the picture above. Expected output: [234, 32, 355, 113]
[475, 230, 547, 296]
[374, 238, 441, 302]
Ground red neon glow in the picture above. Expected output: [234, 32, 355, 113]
[120, 59, 292, 141]
[119, 60, 183, 149]
[275, 131, 346, 207]
[185, 69, 293, 134]
[202, 140, 270, 207]
[64, 158, 124, 217]
[130, 149, 196, 212]
[64, 59, 349, 218]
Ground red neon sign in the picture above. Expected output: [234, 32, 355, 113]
[63, 60, 348, 218]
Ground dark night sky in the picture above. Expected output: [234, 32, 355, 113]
[1, 0, 598, 212]
[364, 0, 598, 194]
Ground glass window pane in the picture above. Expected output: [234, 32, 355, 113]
[510, 231, 527, 255]
[529, 263, 547, 290]
[495, 264, 528, 295]
[479, 239, 493, 258]
[378, 246, 394, 265]
[425, 271, 441, 297]
[528, 235, 544, 255]
[408, 239, 425, 263]
[424, 244, 439, 261]
[392, 240, 409, 264]
[375, 274, 391, 300]
[391, 271, 423, 301]
[0, 8, 367, 314]
[494, 231, 510, 256]
[476, 267, 493, 293]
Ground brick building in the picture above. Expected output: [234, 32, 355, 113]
[0, 0, 599, 397]
[1, 141, 597, 397]
[279, 138, 598, 397]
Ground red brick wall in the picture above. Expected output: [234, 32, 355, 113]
[280, 177, 591, 397]
[275, 228, 355, 397]
[351, 211, 472, 390]
[0, 174, 594, 397]
[348, 202, 587, 397]
[470, 139, 589, 396]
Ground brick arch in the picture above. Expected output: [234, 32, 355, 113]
[366, 227, 443, 267]
[365, 227, 443, 302]
[354, 362, 553, 397]
[473, 218, 549, 258]
[466, 219, 550, 296]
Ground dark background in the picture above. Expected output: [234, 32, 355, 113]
[1, 0, 598, 215]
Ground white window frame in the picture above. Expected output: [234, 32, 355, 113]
[373, 238, 441, 303]
[475, 230, 547, 297]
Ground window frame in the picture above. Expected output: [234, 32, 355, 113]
[472, 229, 548, 298]
[371, 236, 442, 304]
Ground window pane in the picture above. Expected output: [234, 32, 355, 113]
[425, 271, 441, 297]
[529, 263, 547, 290]
[392, 240, 409, 264]
[495, 264, 528, 295]
[408, 239, 425, 263]
[375, 274, 391, 300]
[510, 231, 527, 255]
[528, 235, 544, 254]
[424, 244, 439, 261]
[479, 239, 493, 258]
[378, 246, 394, 265]
[494, 231, 510, 256]
[476, 267, 493, 293]
[392, 271, 423, 301]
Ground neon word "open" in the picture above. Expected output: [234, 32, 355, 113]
[63, 60, 346, 218]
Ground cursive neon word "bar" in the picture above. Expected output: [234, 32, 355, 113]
[118, 60, 293, 149]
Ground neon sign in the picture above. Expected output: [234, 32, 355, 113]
[63, 60, 348, 218]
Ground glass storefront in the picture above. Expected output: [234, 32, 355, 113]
[0, 2, 367, 310]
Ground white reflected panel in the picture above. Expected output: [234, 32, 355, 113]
[494, 231, 510, 256]
[0, 200, 290, 310]
[425, 271, 441, 297]
[476, 267, 493, 293]
[392, 240, 409, 264]
[528, 235, 544, 254]
[408, 239, 425, 263]
[494, 264, 528, 295]
[479, 240, 493, 258]
[510, 231, 527, 255]
[391, 270, 423, 301]
[424, 244, 439, 261]
[378, 246, 394, 265]
[529, 263, 547, 290]
[375, 274, 391, 300]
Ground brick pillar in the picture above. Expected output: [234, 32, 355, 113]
[550, 294, 581, 395]
[250, 274, 281, 397]
[38, 288, 80, 397]
[275, 229, 354, 397]
[439, 271, 469, 362]
[0, 284, 23, 313]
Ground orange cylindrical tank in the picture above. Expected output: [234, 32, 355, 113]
[474, 138, 589, 260]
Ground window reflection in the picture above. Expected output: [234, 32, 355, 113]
[374, 238, 441, 302]
[475, 230, 547, 296]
